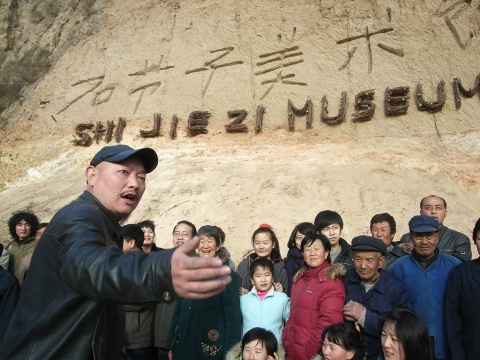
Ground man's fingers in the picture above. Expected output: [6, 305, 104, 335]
[179, 274, 233, 299]
[177, 236, 200, 254]
[184, 265, 232, 281]
[171, 238, 234, 299]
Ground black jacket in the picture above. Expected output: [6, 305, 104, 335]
[0, 191, 175, 360]
[332, 238, 353, 269]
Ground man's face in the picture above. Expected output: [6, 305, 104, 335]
[319, 223, 342, 248]
[173, 223, 194, 247]
[16, 220, 32, 240]
[86, 156, 146, 220]
[420, 196, 447, 225]
[353, 251, 385, 282]
[410, 231, 439, 260]
[371, 221, 395, 247]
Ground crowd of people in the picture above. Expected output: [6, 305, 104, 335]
[0, 143, 478, 360]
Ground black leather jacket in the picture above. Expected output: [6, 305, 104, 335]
[1, 191, 175, 360]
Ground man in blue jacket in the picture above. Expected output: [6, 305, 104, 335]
[397, 195, 471, 262]
[343, 236, 411, 360]
[390, 215, 461, 360]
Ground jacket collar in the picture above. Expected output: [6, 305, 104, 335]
[81, 191, 120, 225]
[339, 238, 351, 254]
[251, 286, 275, 298]
[79, 191, 123, 242]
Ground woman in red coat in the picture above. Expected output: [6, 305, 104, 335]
[282, 233, 346, 360]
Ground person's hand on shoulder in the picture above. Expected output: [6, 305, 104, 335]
[398, 242, 414, 254]
[239, 287, 249, 295]
[171, 236, 232, 299]
[274, 282, 283, 292]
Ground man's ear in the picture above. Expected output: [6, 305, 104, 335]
[85, 166, 97, 187]
[379, 255, 386, 268]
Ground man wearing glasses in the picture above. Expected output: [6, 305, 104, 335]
[155, 220, 197, 360]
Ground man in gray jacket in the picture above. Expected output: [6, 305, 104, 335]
[398, 195, 471, 262]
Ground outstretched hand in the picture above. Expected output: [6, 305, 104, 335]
[171, 236, 232, 299]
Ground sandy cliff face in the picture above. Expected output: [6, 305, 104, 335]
[0, 0, 479, 262]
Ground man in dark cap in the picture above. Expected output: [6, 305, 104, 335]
[0, 144, 232, 360]
[397, 195, 471, 262]
[390, 215, 462, 360]
[342, 235, 411, 360]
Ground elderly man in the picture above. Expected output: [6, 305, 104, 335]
[0, 144, 231, 360]
[370, 213, 407, 270]
[390, 215, 461, 360]
[398, 195, 471, 262]
[343, 236, 411, 360]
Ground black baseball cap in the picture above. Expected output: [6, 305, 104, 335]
[90, 144, 158, 173]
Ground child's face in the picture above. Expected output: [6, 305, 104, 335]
[197, 235, 218, 258]
[253, 232, 274, 259]
[242, 339, 271, 360]
[251, 266, 274, 292]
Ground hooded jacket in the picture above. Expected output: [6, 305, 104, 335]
[282, 262, 346, 360]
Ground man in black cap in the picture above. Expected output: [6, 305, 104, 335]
[342, 235, 411, 360]
[0, 144, 232, 360]
[389, 215, 462, 360]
